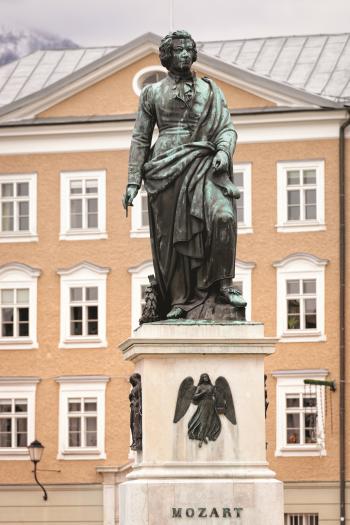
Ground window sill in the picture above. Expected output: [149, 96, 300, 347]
[275, 222, 326, 233]
[238, 225, 253, 235]
[59, 338, 107, 349]
[130, 227, 150, 239]
[0, 448, 29, 460]
[0, 339, 38, 350]
[59, 230, 107, 241]
[58, 448, 106, 460]
[279, 331, 326, 343]
[0, 233, 38, 243]
[275, 446, 326, 457]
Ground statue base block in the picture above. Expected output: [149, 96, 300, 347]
[120, 478, 283, 524]
[119, 321, 284, 524]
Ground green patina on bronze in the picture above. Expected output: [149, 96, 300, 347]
[123, 30, 247, 322]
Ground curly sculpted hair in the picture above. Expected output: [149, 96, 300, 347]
[159, 30, 197, 70]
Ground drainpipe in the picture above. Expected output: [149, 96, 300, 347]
[339, 111, 350, 524]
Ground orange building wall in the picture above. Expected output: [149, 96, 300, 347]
[0, 136, 342, 484]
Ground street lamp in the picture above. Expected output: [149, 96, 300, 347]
[27, 440, 48, 501]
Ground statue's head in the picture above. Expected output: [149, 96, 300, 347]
[130, 373, 141, 386]
[159, 30, 197, 73]
[199, 373, 211, 385]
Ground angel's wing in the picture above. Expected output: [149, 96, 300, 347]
[173, 377, 195, 423]
[215, 376, 236, 425]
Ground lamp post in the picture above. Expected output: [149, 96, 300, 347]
[27, 440, 48, 501]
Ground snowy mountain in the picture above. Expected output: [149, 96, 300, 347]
[0, 25, 79, 66]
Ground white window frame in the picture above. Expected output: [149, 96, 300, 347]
[234, 163, 252, 234]
[0, 377, 39, 460]
[0, 263, 40, 350]
[132, 65, 167, 96]
[60, 170, 107, 241]
[276, 160, 325, 233]
[130, 184, 149, 238]
[273, 253, 328, 342]
[129, 260, 154, 331]
[56, 376, 109, 460]
[233, 259, 255, 321]
[0, 173, 37, 243]
[273, 370, 327, 457]
[58, 262, 110, 349]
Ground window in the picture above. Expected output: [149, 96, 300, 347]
[0, 263, 40, 349]
[276, 160, 325, 232]
[130, 184, 149, 238]
[129, 260, 154, 330]
[273, 370, 327, 456]
[60, 171, 107, 240]
[233, 259, 255, 321]
[285, 514, 318, 525]
[233, 163, 252, 234]
[0, 174, 37, 243]
[0, 377, 39, 459]
[68, 397, 97, 447]
[273, 253, 328, 342]
[58, 262, 110, 349]
[69, 287, 98, 337]
[56, 376, 109, 460]
[132, 66, 167, 96]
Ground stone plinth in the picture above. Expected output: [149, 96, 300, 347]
[119, 321, 283, 524]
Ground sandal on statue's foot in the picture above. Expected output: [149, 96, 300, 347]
[218, 287, 247, 308]
[166, 306, 186, 319]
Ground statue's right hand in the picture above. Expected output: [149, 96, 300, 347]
[122, 185, 139, 209]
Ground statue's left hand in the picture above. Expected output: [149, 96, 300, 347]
[212, 151, 229, 174]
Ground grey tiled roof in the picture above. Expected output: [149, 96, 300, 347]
[198, 33, 350, 102]
[0, 33, 349, 111]
[0, 47, 117, 107]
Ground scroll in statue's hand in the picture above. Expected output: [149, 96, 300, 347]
[212, 150, 229, 174]
[122, 184, 139, 210]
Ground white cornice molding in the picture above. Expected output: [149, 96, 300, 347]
[272, 369, 329, 378]
[236, 258, 256, 270]
[128, 260, 153, 274]
[0, 377, 40, 384]
[0, 110, 348, 156]
[0, 262, 41, 277]
[57, 261, 111, 276]
[273, 252, 329, 268]
[55, 375, 110, 383]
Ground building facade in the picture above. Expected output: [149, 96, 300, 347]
[0, 32, 349, 524]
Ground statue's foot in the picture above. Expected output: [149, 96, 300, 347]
[218, 287, 247, 308]
[166, 306, 186, 319]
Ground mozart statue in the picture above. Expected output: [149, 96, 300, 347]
[123, 30, 246, 320]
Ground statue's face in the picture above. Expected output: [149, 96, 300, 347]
[170, 38, 194, 74]
[201, 374, 209, 383]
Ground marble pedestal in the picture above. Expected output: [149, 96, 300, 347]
[119, 321, 283, 525]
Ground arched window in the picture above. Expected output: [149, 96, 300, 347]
[132, 66, 167, 96]
[273, 253, 328, 342]
[0, 263, 40, 349]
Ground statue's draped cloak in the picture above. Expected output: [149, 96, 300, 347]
[128, 75, 238, 312]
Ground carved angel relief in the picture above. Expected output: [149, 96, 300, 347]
[173, 373, 236, 447]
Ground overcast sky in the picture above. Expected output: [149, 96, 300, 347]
[1, 0, 350, 46]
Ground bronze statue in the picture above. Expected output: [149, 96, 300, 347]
[173, 374, 236, 447]
[123, 30, 246, 321]
[129, 373, 142, 451]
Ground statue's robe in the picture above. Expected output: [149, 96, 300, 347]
[128, 73, 238, 313]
